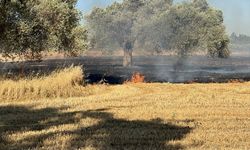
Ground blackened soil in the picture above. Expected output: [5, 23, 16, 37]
[1, 56, 250, 84]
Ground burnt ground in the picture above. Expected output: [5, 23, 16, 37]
[1, 56, 250, 84]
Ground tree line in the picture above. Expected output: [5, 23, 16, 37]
[1, 0, 230, 67]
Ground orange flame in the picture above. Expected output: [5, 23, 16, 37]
[129, 72, 145, 83]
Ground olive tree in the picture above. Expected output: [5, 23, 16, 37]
[137, 0, 229, 58]
[87, 1, 135, 66]
[87, 0, 229, 67]
[0, 0, 87, 61]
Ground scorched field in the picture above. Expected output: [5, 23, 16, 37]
[0, 66, 249, 150]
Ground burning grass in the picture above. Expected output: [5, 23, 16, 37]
[0, 66, 87, 101]
[125, 72, 145, 83]
[0, 82, 250, 149]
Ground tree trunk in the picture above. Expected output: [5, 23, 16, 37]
[123, 49, 133, 67]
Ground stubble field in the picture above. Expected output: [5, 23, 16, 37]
[0, 73, 250, 149]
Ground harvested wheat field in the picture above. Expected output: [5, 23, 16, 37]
[1, 79, 250, 149]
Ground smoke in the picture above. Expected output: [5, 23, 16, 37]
[79, 0, 122, 12]
[82, 0, 250, 35]
[209, 0, 250, 35]
[152, 56, 199, 83]
[174, 0, 250, 35]
[81, 0, 250, 83]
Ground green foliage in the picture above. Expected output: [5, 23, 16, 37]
[87, 0, 230, 58]
[86, 0, 173, 52]
[138, 0, 229, 58]
[0, 0, 87, 61]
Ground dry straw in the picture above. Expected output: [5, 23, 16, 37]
[0, 66, 86, 101]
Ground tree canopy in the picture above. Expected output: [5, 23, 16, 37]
[86, 0, 230, 63]
[0, 0, 87, 61]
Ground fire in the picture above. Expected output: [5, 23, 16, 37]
[228, 79, 244, 83]
[129, 72, 145, 83]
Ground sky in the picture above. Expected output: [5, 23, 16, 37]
[77, 0, 250, 35]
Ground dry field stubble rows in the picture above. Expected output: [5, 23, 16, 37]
[0, 72, 250, 149]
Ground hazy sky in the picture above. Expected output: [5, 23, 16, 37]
[77, 0, 250, 35]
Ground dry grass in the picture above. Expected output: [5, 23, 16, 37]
[0, 82, 250, 149]
[0, 66, 87, 101]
